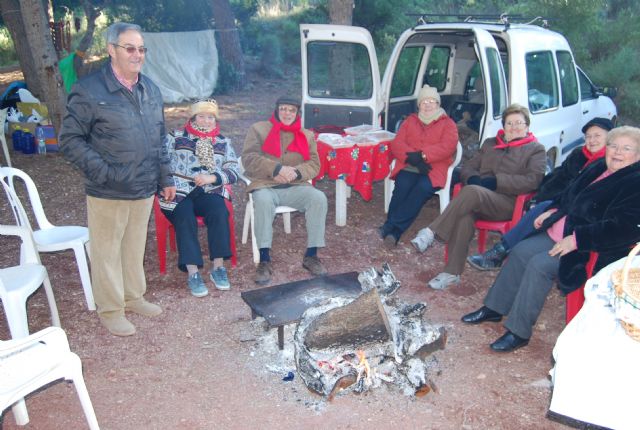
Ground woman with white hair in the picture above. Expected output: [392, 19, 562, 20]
[380, 85, 458, 246]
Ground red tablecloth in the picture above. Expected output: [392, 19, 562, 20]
[315, 140, 392, 201]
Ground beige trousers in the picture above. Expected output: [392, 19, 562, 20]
[87, 195, 153, 317]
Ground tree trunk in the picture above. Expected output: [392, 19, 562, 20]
[211, 0, 246, 89]
[19, 0, 67, 130]
[73, 0, 102, 78]
[328, 0, 354, 100]
[329, 0, 353, 25]
[0, 0, 43, 97]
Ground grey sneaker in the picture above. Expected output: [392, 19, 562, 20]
[188, 273, 209, 297]
[210, 267, 231, 290]
[411, 228, 435, 253]
[428, 272, 460, 290]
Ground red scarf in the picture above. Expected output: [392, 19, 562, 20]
[581, 145, 606, 167]
[184, 120, 220, 140]
[261, 114, 310, 160]
[493, 130, 537, 149]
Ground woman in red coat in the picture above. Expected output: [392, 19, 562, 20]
[380, 85, 458, 246]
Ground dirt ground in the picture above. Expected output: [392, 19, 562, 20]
[0, 63, 587, 430]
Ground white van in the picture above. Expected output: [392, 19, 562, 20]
[299, 19, 617, 169]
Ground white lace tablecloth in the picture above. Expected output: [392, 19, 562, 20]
[549, 255, 640, 430]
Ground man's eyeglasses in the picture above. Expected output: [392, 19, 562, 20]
[112, 44, 147, 55]
[278, 106, 298, 114]
[420, 99, 438, 105]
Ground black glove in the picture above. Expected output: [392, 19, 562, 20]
[466, 175, 482, 186]
[416, 159, 432, 175]
[405, 151, 423, 167]
[480, 176, 497, 190]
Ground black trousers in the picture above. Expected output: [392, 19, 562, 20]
[162, 190, 231, 272]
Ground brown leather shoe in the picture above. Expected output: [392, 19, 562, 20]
[302, 256, 328, 276]
[255, 261, 273, 285]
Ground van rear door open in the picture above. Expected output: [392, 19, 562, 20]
[300, 24, 381, 131]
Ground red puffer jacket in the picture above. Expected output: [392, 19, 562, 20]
[389, 113, 458, 188]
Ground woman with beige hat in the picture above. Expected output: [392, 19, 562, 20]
[159, 99, 239, 297]
[381, 85, 458, 246]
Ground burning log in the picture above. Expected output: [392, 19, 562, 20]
[304, 288, 391, 350]
[294, 265, 446, 400]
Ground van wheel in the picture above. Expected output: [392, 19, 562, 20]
[545, 150, 557, 175]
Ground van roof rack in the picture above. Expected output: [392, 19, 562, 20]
[407, 13, 551, 30]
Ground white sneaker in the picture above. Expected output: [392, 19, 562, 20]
[411, 228, 435, 253]
[428, 272, 460, 290]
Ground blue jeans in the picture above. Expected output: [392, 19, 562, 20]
[383, 170, 438, 240]
[502, 200, 552, 249]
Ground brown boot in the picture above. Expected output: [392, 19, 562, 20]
[255, 261, 273, 285]
[302, 256, 328, 276]
[99, 315, 136, 337]
[125, 299, 163, 317]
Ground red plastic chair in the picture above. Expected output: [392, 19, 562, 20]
[565, 251, 598, 324]
[445, 183, 536, 261]
[153, 190, 237, 275]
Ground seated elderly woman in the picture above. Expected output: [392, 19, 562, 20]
[468, 117, 614, 270]
[159, 99, 238, 297]
[461, 126, 640, 352]
[411, 103, 546, 289]
[380, 85, 458, 246]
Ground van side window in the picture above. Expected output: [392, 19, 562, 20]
[578, 69, 596, 101]
[390, 46, 425, 98]
[306, 41, 373, 99]
[557, 51, 579, 107]
[525, 51, 559, 112]
[423, 46, 450, 91]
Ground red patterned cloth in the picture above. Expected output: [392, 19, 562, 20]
[315, 140, 392, 201]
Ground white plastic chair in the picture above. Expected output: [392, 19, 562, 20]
[384, 141, 463, 214]
[0, 108, 10, 167]
[0, 167, 95, 310]
[0, 222, 61, 339]
[237, 157, 300, 265]
[0, 326, 100, 428]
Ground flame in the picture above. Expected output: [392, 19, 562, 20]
[356, 350, 371, 385]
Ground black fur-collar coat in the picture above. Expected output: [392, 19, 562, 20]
[541, 159, 640, 294]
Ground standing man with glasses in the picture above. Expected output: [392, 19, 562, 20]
[241, 95, 328, 285]
[60, 22, 176, 336]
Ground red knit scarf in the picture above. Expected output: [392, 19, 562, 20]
[184, 120, 220, 140]
[494, 130, 537, 149]
[581, 145, 606, 167]
[261, 114, 310, 160]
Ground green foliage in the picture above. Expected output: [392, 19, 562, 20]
[259, 34, 284, 78]
[0, 27, 18, 66]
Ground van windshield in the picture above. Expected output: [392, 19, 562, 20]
[306, 41, 373, 99]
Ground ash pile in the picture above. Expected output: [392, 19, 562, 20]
[294, 264, 446, 400]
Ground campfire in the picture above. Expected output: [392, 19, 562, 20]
[293, 264, 446, 400]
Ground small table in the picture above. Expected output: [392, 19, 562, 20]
[315, 140, 392, 226]
[240, 272, 362, 349]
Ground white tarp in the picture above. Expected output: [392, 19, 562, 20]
[141, 30, 218, 103]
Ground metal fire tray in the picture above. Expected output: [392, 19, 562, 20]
[241, 272, 362, 349]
